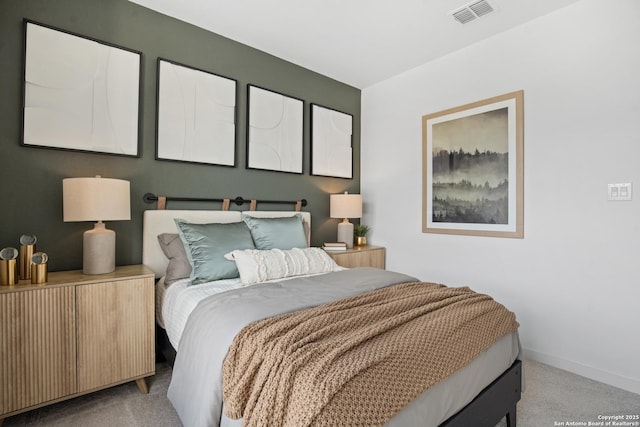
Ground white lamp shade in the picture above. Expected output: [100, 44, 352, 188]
[330, 193, 362, 219]
[63, 177, 131, 222]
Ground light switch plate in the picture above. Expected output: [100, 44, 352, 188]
[607, 183, 632, 201]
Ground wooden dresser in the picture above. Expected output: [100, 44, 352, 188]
[0, 265, 155, 420]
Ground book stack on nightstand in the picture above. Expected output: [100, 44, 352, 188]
[324, 245, 386, 269]
[322, 242, 347, 251]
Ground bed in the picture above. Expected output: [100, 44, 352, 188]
[143, 208, 522, 427]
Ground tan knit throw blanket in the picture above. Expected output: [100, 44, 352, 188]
[223, 281, 519, 427]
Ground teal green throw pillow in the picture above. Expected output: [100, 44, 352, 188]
[175, 220, 255, 285]
[242, 214, 308, 250]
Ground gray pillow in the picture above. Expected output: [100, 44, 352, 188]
[157, 233, 191, 286]
[175, 220, 255, 285]
[241, 214, 308, 250]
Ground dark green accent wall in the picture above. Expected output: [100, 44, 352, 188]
[0, 0, 361, 271]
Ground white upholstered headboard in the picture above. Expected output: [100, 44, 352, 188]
[142, 210, 312, 278]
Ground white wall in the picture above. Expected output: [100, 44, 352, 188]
[361, 0, 640, 394]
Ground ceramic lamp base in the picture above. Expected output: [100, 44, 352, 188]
[83, 222, 116, 275]
[337, 220, 354, 248]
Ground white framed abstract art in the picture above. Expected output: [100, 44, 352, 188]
[22, 20, 141, 157]
[310, 104, 353, 179]
[247, 85, 303, 174]
[156, 59, 237, 166]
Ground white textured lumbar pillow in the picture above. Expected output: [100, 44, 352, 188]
[225, 247, 343, 285]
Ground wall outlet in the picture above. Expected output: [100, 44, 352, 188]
[607, 183, 632, 201]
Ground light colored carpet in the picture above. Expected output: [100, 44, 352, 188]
[2, 363, 181, 427]
[3, 359, 638, 426]
[496, 360, 639, 427]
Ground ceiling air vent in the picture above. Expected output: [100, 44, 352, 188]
[451, 0, 495, 24]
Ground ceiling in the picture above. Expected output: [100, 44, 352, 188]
[128, 0, 582, 89]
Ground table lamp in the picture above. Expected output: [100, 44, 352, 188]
[63, 176, 131, 274]
[330, 191, 362, 248]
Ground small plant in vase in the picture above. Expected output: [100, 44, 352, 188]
[354, 224, 370, 247]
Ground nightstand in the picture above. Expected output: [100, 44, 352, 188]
[0, 265, 155, 420]
[325, 245, 386, 269]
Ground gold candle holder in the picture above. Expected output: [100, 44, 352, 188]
[19, 234, 38, 280]
[20, 244, 35, 280]
[31, 263, 48, 285]
[0, 259, 18, 286]
[30, 252, 49, 285]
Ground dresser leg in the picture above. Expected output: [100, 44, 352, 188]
[135, 378, 149, 394]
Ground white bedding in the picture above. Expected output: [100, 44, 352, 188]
[147, 208, 322, 350]
[157, 277, 244, 350]
[157, 267, 346, 350]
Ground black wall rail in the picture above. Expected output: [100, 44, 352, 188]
[142, 193, 307, 210]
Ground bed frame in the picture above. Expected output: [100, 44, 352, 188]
[156, 325, 177, 366]
[442, 359, 521, 427]
[143, 202, 521, 427]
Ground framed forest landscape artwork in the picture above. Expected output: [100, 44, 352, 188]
[422, 91, 524, 238]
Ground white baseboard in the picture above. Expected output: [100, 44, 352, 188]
[523, 348, 640, 395]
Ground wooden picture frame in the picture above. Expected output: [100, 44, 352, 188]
[156, 59, 237, 166]
[310, 104, 353, 179]
[422, 91, 524, 238]
[22, 20, 141, 157]
[246, 85, 303, 174]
